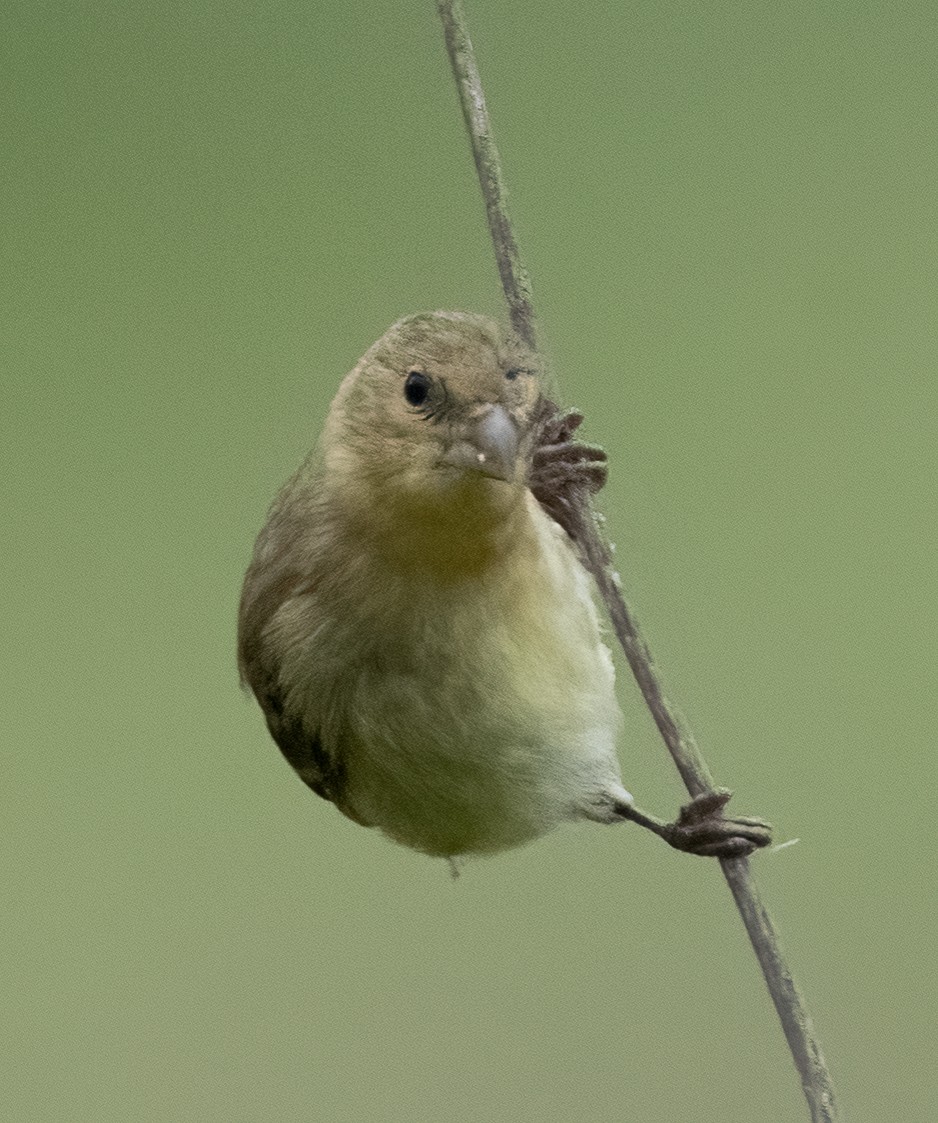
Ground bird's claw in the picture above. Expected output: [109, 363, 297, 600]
[530, 405, 608, 535]
[662, 788, 772, 858]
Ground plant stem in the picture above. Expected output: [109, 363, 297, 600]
[437, 3, 841, 1120]
[436, 0, 537, 353]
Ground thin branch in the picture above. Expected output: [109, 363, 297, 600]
[437, 0, 537, 352]
[437, 3, 841, 1121]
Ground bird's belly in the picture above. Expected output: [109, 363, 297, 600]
[333, 551, 623, 856]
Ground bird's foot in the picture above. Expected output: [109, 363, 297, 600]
[615, 788, 772, 858]
[661, 789, 772, 858]
[530, 404, 607, 536]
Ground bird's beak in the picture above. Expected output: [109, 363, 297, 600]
[441, 403, 520, 482]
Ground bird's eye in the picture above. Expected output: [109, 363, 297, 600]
[404, 370, 432, 407]
[505, 368, 520, 381]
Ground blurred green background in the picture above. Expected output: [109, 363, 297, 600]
[3, 1, 935, 1120]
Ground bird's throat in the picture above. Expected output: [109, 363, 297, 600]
[366, 477, 529, 581]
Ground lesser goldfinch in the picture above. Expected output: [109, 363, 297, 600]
[238, 311, 770, 864]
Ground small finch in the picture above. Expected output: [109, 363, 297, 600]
[238, 311, 770, 865]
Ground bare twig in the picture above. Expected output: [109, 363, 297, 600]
[437, 3, 841, 1120]
[436, 7, 537, 352]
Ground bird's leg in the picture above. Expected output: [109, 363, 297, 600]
[529, 401, 608, 539]
[614, 788, 772, 858]
[531, 403, 772, 859]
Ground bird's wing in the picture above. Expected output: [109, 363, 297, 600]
[254, 680, 344, 805]
[238, 539, 346, 807]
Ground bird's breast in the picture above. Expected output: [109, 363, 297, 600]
[314, 497, 622, 856]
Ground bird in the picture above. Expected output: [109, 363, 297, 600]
[238, 311, 771, 866]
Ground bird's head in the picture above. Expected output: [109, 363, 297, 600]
[322, 312, 544, 544]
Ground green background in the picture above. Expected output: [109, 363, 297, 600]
[3, 2, 935, 1120]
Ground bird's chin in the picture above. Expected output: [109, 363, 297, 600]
[437, 439, 516, 485]
[431, 466, 523, 517]
[435, 461, 512, 486]
[416, 463, 521, 525]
